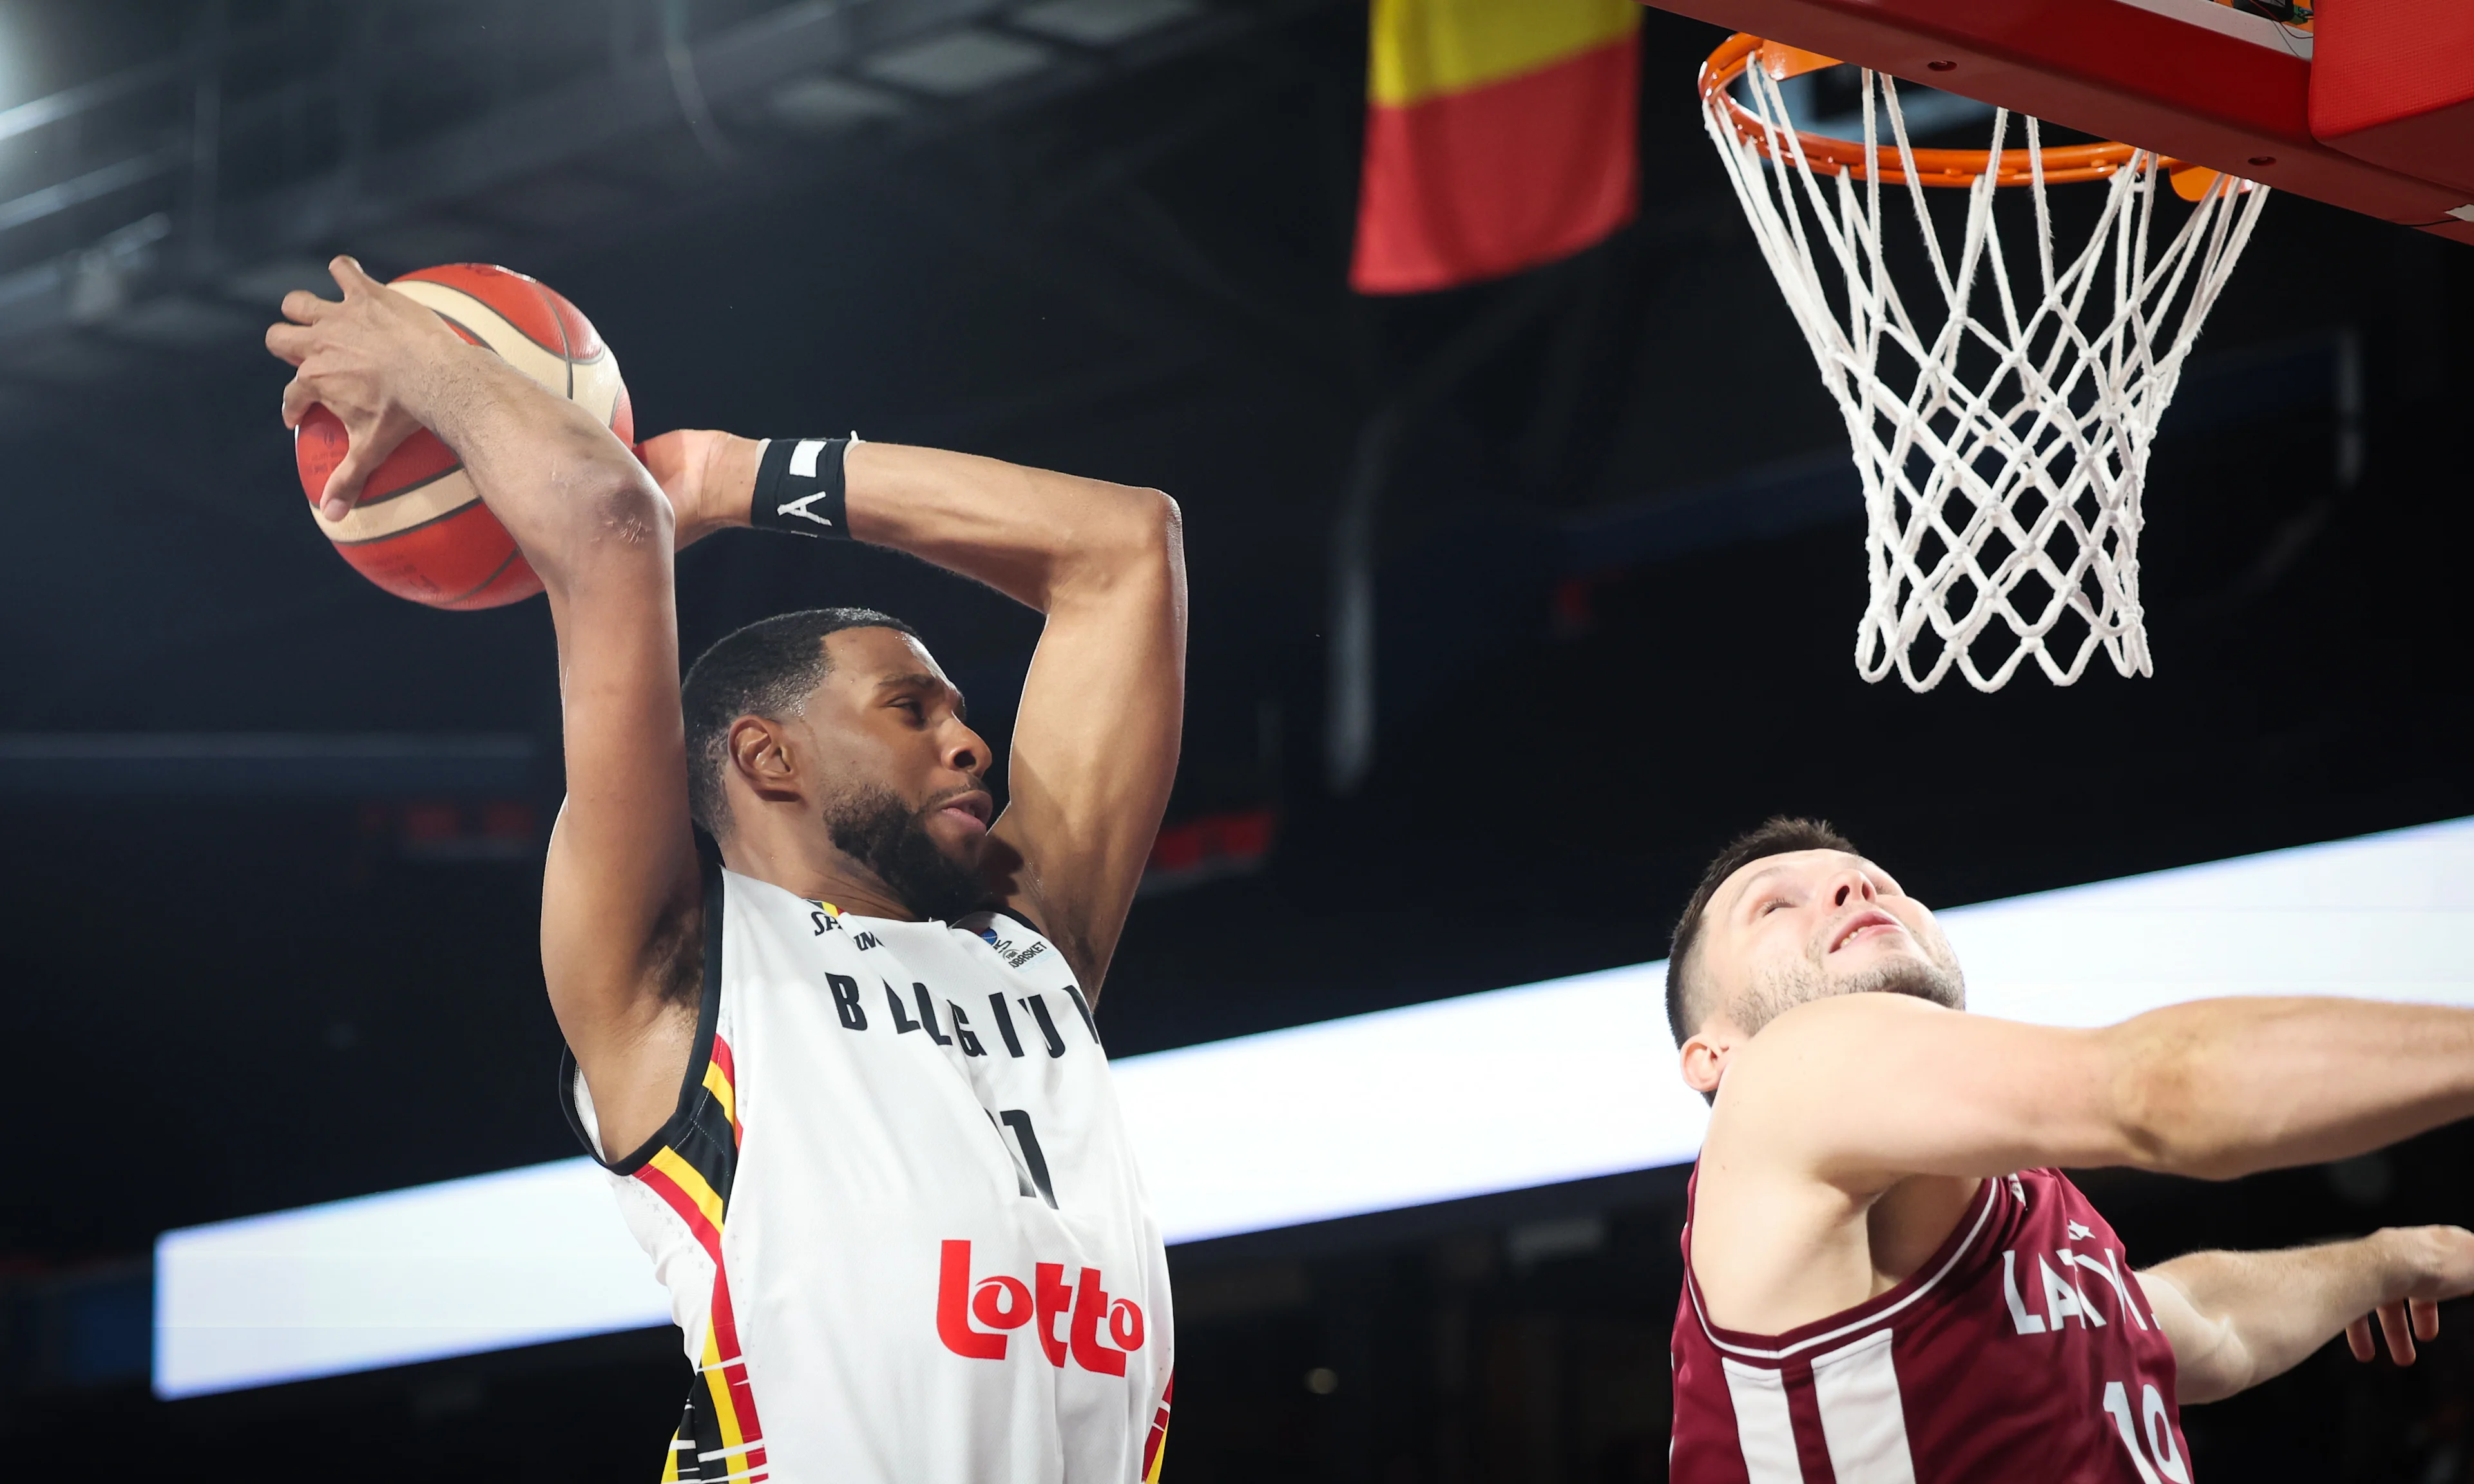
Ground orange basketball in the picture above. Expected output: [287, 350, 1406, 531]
[294, 263, 634, 610]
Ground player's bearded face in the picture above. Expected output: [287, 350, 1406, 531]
[798, 627, 995, 921]
[1734, 937, 1965, 1038]
[823, 781, 988, 922]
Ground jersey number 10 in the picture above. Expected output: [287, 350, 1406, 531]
[2102, 1380, 2190, 1484]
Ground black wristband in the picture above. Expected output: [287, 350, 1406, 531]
[749, 435, 858, 538]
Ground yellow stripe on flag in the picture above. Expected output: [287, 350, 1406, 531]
[651, 1146, 727, 1233]
[1369, 0, 1638, 108]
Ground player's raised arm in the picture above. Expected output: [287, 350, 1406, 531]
[1719, 992, 2474, 1190]
[268, 258, 700, 1157]
[852, 444, 1183, 998]
[1676, 846, 2474, 1193]
[642, 430, 1184, 1001]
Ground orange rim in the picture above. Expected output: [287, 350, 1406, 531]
[1700, 33, 2151, 188]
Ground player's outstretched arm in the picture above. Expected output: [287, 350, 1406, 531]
[269, 258, 700, 1157]
[643, 430, 1184, 1000]
[2136, 1227, 2474, 1403]
[1718, 993, 2474, 1191]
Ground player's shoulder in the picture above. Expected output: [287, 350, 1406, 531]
[708, 866, 845, 940]
[1711, 996, 1966, 1143]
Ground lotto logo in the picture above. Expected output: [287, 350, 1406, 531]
[935, 1239, 1146, 1375]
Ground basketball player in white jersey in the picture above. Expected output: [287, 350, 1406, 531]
[269, 260, 1182, 1482]
[1666, 817, 2474, 1482]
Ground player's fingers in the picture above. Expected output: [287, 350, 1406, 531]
[2377, 1300, 2417, 1365]
[329, 254, 377, 296]
[318, 424, 389, 517]
[2345, 1315, 2375, 1362]
[278, 375, 319, 430]
[265, 321, 312, 366]
[318, 442, 378, 522]
[2412, 1297, 2440, 1343]
[317, 445, 369, 520]
[321, 411, 421, 518]
[278, 289, 337, 326]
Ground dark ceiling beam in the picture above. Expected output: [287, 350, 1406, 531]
[0, 23, 267, 144]
[0, 146, 189, 237]
[0, 0, 1357, 455]
[217, 0, 1009, 260]
[0, 0, 1252, 349]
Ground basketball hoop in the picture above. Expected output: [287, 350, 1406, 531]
[1700, 35, 2272, 691]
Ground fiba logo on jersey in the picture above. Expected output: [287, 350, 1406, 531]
[977, 926, 1051, 971]
[935, 1240, 1148, 1375]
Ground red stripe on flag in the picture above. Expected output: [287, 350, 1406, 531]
[1350, 35, 1638, 294]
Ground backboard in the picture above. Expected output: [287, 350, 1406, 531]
[1642, 0, 2474, 245]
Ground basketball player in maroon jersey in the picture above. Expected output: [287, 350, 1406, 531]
[1664, 817, 2474, 1483]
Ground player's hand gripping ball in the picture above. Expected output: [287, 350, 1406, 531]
[292, 263, 633, 609]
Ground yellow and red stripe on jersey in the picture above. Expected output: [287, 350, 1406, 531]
[637, 1035, 769, 1483]
[1350, 0, 1640, 294]
[1141, 1370, 1175, 1483]
[704, 1035, 742, 1145]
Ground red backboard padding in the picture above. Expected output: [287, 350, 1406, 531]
[2312, 0, 2474, 200]
[1642, 0, 2474, 243]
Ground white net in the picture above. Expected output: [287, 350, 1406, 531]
[1702, 57, 2272, 690]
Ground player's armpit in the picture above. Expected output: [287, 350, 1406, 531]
[1711, 994, 2154, 1191]
[983, 494, 1185, 1001]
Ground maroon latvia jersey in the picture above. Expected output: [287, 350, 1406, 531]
[1671, 1167, 2192, 1483]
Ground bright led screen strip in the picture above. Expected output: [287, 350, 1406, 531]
[157, 816, 2474, 1398]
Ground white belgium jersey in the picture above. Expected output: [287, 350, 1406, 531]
[562, 866, 1175, 1484]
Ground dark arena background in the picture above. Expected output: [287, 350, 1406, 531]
[3, 2, 2472, 1480]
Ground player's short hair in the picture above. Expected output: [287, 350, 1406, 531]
[1665, 816, 1860, 1048]
[682, 607, 920, 837]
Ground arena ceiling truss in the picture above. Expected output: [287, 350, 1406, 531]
[0, 0, 1322, 438]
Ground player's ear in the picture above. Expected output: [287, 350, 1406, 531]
[1680, 1025, 1734, 1099]
[728, 715, 801, 802]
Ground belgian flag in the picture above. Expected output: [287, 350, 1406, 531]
[1350, 0, 1642, 294]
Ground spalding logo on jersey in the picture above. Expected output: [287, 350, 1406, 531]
[937, 1240, 1148, 1375]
